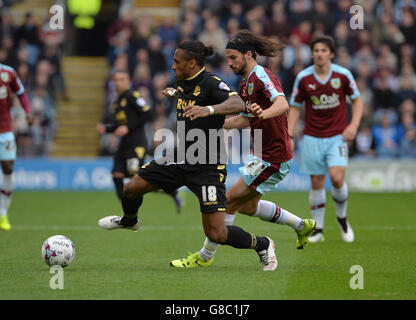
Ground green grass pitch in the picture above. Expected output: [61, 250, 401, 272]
[0, 190, 415, 300]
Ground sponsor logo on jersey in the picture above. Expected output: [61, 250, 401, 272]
[219, 82, 230, 91]
[1, 72, 9, 83]
[308, 83, 316, 90]
[248, 83, 254, 95]
[330, 78, 341, 89]
[136, 97, 147, 107]
[193, 86, 201, 96]
[265, 81, 275, 91]
[120, 98, 127, 107]
[311, 93, 340, 110]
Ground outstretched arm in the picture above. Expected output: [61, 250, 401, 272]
[183, 94, 245, 120]
[224, 115, 250, 129]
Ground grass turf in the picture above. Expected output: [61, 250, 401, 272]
[0, 191, 415, 300]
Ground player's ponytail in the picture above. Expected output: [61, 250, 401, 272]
[226, 29, 285, 59]
[178, 40, 214, 66]
[204, 46, 214, 57]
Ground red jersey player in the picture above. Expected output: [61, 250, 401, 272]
[170, 30, 316, 270]
[288, 36, 363, 243]
[0, 63, 33, 231]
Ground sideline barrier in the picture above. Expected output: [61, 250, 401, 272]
[8, 158, 416, 192]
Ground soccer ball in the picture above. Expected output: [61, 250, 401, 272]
[41, 235, 75, 268]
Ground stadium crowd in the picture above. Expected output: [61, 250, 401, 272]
[0, 9, 65, 156]
[2, 0, 415, 159]
[101, 0, 416, 160]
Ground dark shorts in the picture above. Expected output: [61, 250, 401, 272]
[138, 160, 227, 213]
[113, 145, 146, 176]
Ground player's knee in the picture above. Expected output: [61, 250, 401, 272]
[1, 163, 13, 175]
[331, 176, 344, 189]
[123, 181, 140, 199]
[204, 226, 228, 244]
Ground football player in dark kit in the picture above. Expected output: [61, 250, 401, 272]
[96, 70, 182, 211]
[98, 41, 278, 271]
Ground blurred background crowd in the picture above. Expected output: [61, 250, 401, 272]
[0, 6, 66, 156]
[1, 0, 416, 159]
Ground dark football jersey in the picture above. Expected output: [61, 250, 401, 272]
[105, 89, 152, 149]
[175, 67, 238, 164]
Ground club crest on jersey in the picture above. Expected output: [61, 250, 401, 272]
[248, 83, 254, 95]
[193, 86, 201, 96]
[120, 98, 127, 107]
[0, 72, 9, 83]
[330, 78, 341, 89]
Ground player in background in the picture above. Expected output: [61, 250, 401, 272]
[98, 40, 278, 271]
[0, 63, 33, 231]
[96, 70, 183, 212]
[288, 36, 363, 243]
[170, 30, 316, 269]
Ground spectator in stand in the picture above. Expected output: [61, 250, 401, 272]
[335, 46, 352, 69]
[222, 1, 247, 31]
[158, 16, 179, 45]
[291, 20, 313, 45]
[107, 9, 135, 46]
[24, 86, 56, 156]
[198, 16, 228, 57]
[264, 1, 291, 40]
[287, 0, 312, 26]
[148, 35, 167, 77]
[0, 11, 16, 41]
[397, 110, 416, 158]
[351, 124, 376, 159]
[310, 0, 333, 33]
[282, 33, 311, 70]
[372, 113, 400, 158]
[131, 17, 152, 51]
[333, 20, 351, 50]
[132, 63, 153, 94]
[15, 12, 39, 46]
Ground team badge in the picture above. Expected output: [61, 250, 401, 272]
[193, 86, 201, 96]
[1, 72, 9, 83]
[120, 98, 127, 107]
[330, 78, 341, 89]
[219, 82, 230, 91]
[248, 83, 254, 95]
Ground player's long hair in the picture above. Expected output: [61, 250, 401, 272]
[178, 40, 214, 66]
[227, 29, 285, 58]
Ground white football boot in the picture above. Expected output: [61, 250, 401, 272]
[308, 230, 325, 243]
[98, 216, 141, 232]
[337, 218, 354, 242]
[257, 237, 278, 271]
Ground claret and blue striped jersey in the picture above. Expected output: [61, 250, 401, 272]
[290, 63, 360, 138]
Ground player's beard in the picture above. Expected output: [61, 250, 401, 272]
[233, 57, 248, 77]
